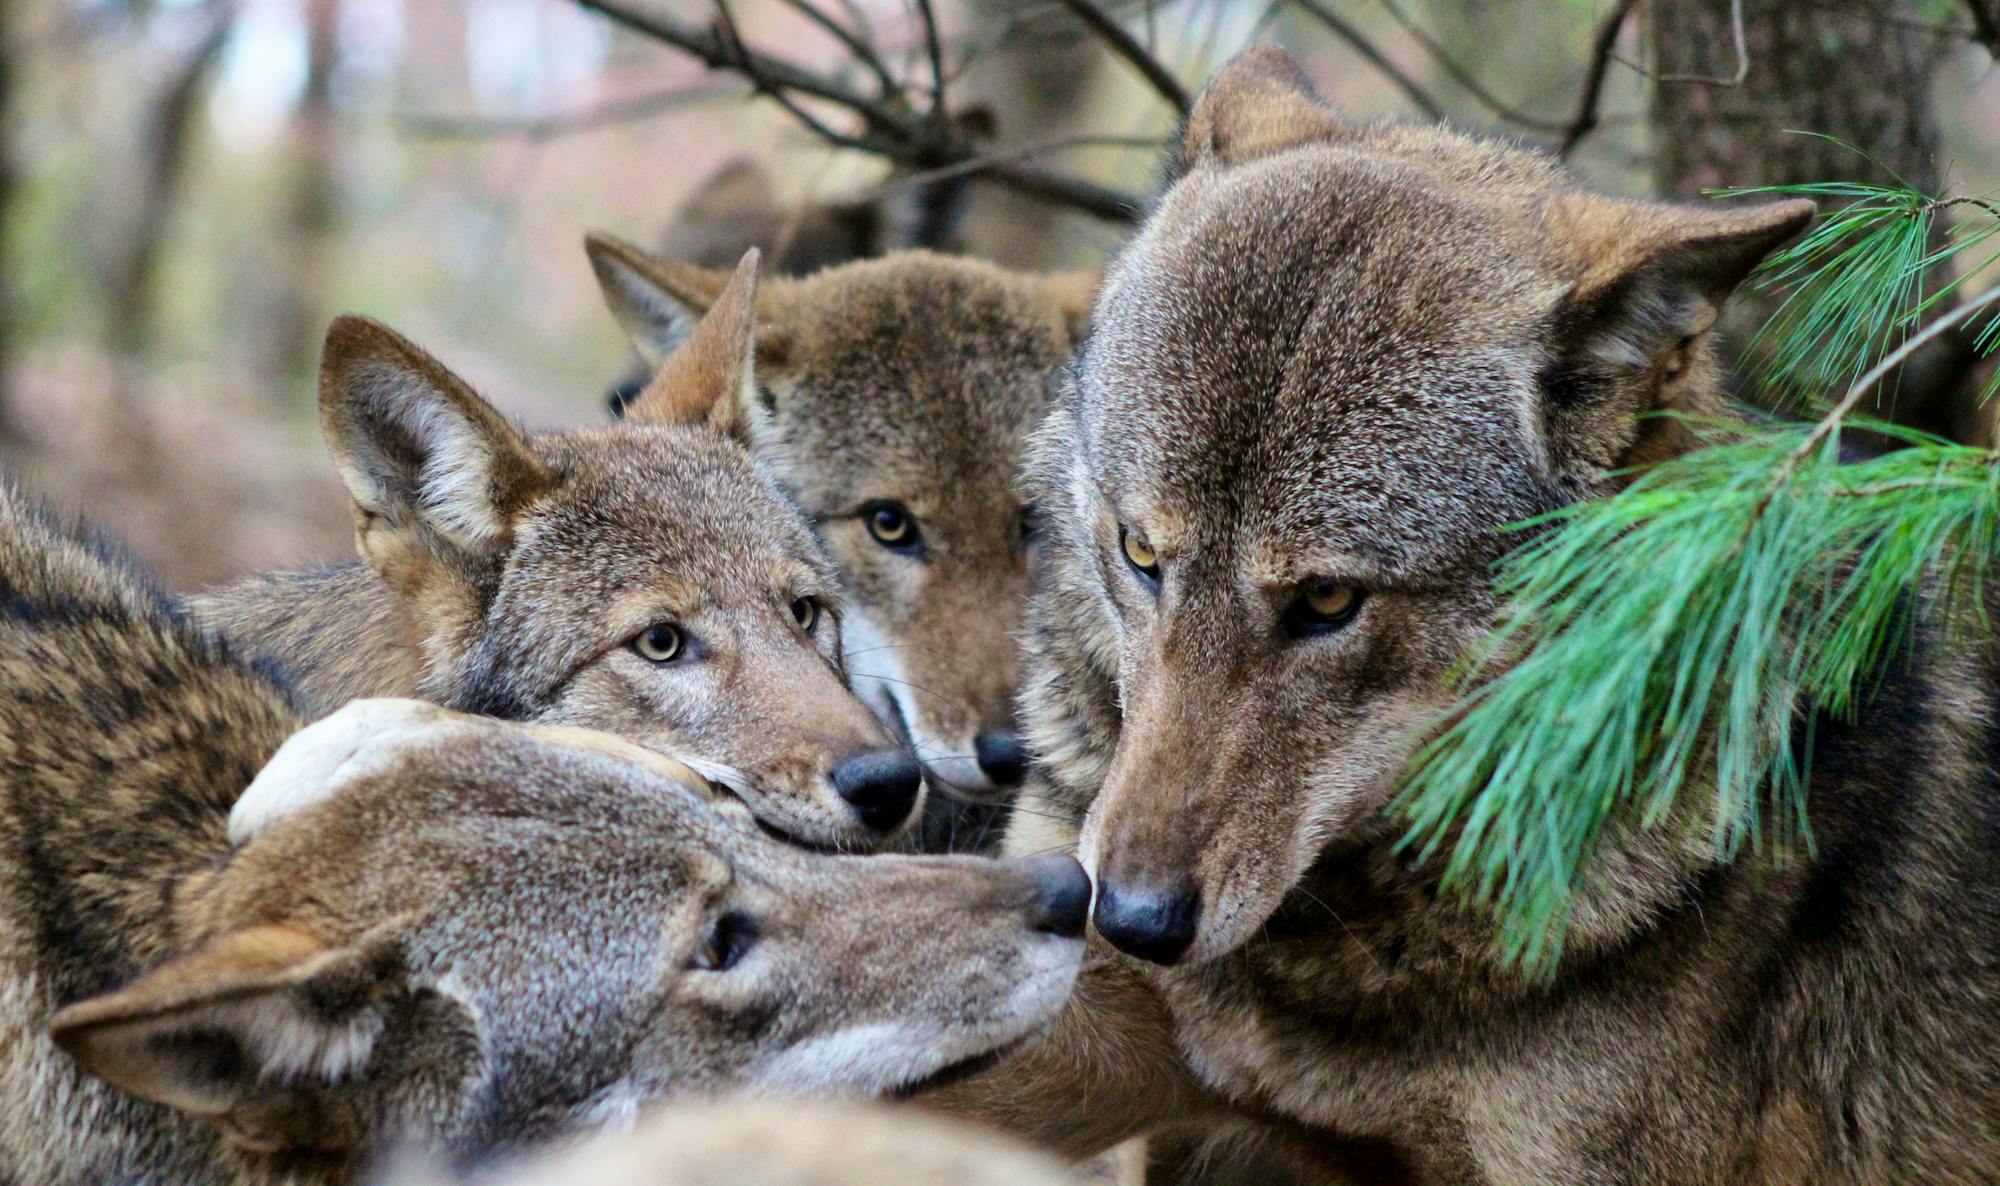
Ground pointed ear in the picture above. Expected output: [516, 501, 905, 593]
[613, 247, 765, 440]
[51, 926, 401, 1118]
[318, 317, 552, 581]
[1039, 269, 1100, 345]
[1176, 44, 1347, 176]
[586, 232, 738, 370]
[1540, 196, 1815, 479]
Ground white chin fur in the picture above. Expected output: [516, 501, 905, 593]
[230, 698, 454, 845]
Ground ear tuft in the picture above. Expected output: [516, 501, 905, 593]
[318, 316, 551, 561]
[618, 247, 763, 440]
[230, 698, 455, 846]
[585, 232, 736, 369]
[51, 926, 398, 1117]
[1177, 44, 1346, 175]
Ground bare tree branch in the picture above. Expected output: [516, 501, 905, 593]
[1654, 0, 1749, 85]
[778, 0, 898, 97]
[1291, 0, 1444, 121]
[1371, 0, 1574, 133]
[913, 0, 948, 116]
[574, 0, 1143, 222]
[1049, 0, 1189, 114]
[1557, 0, 1641, 157]
[396, 84, 732, 140]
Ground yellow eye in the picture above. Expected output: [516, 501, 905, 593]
[790, 596, 819, 632]
[1120, 526, 1159, 576]
[1306, 582, 1358, 618]
[1286, 581, 1364, 637]
[864, 502, 919, 549]
[633, 623, 684, 663]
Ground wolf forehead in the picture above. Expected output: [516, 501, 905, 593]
[1077, 149, 1571, 572]
[516, 427, 830, 582]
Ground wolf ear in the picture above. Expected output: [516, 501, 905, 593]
[318, 316, 552, 586]
[586, 232, 738, 371]
[1040, 269, 1100, 345]
[51, 926, 402, 1119]
[1176, 44, 1346, 175]
[593, 245, 765, 440]
[1541, 195, 1815, 479]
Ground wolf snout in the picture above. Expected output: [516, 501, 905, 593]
[1014, 852, 1091, 938]
[828, 747, 924, 833]
[1094, 877, 1200, 965]
[972, 730, 1029, 788]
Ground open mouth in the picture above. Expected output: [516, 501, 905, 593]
[886, 1038, 1019, 1101]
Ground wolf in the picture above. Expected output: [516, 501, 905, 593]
[0, 482, 1090, 1185]
[192, 253, 926, 850]
[928, 45, 2000, 1185]
[404, 1098, 1081, 1186]
[586, 236, 1095, 843]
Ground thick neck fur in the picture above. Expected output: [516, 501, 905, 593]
[0, 496, 307, 1186]
[188, 563, 428, 716]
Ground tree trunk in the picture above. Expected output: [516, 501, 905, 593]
[270, 0, 340, 389]
[0, 2, 19, 443]
[1648, 0, 1987, 442]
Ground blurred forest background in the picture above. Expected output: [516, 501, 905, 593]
[0, 0, 1995, 588]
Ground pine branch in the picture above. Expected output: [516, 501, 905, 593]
[1395, 177, 2000, 973]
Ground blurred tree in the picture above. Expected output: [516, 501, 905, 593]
[1649, 0, 1991, 442]
[272, 0, 343, 386]
[0, 1, 17, 442]
[105, 11, 231, 411]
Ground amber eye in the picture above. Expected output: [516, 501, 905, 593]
[863, 502, 921, 551]
[633, 623, 684, 663]
[1119, 525, 1160, 585]
[790, 596, 819, 632]
[1285, 581, 1365, 637]
[692, 911, 758, 972]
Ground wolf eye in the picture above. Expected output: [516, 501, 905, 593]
[862, 502, 922, 552]
[1119, 525, 1160, 587]
[1285, 581, 1364, 637]
[790, 596, 819, 633]
[632, 623, 684, 663]
[692, 911, 758, 972]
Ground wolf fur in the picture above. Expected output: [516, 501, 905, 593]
[192, 254, 920, 851]
[929, 45, 2000, 1186]
[0, 481, 1087, 1184]
[588, 237, 1095, 848]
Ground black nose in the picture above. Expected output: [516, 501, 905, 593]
[829, 748, 923, 833]
[1017, 853, 1091, 938]
[1093, 879, 1199, 965]
[974, 730, 1029, 787]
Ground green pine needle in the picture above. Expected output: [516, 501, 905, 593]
[1394, 422, 2000, 974]
[1719, 153, 2000, 408]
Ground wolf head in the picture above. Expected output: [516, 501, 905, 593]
[317, 253, 926, 851]
[51, 700, 1088, 1167]
[1034, 46, 1812, 965]
[588, 238, 1095, 803]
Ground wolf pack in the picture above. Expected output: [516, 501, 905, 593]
[3, 45, 1997, 1186]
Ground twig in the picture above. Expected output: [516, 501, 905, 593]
[1761, 284, 2000, 508]
[913, 0, 947, 116]
[1654, 0, 1750, 85]
[573, 0, 1143, 222]
[1291, 0, 1444, 121]
[395, 84, 730, 140]
[1556, 0, 1641, 157]
[715, 0, 871, 150]
[1049, 0, 1190, 115]
[1371, 0, 1573, 133]
[853, 133, 1166, 199]
[778, 0, 898, 96]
